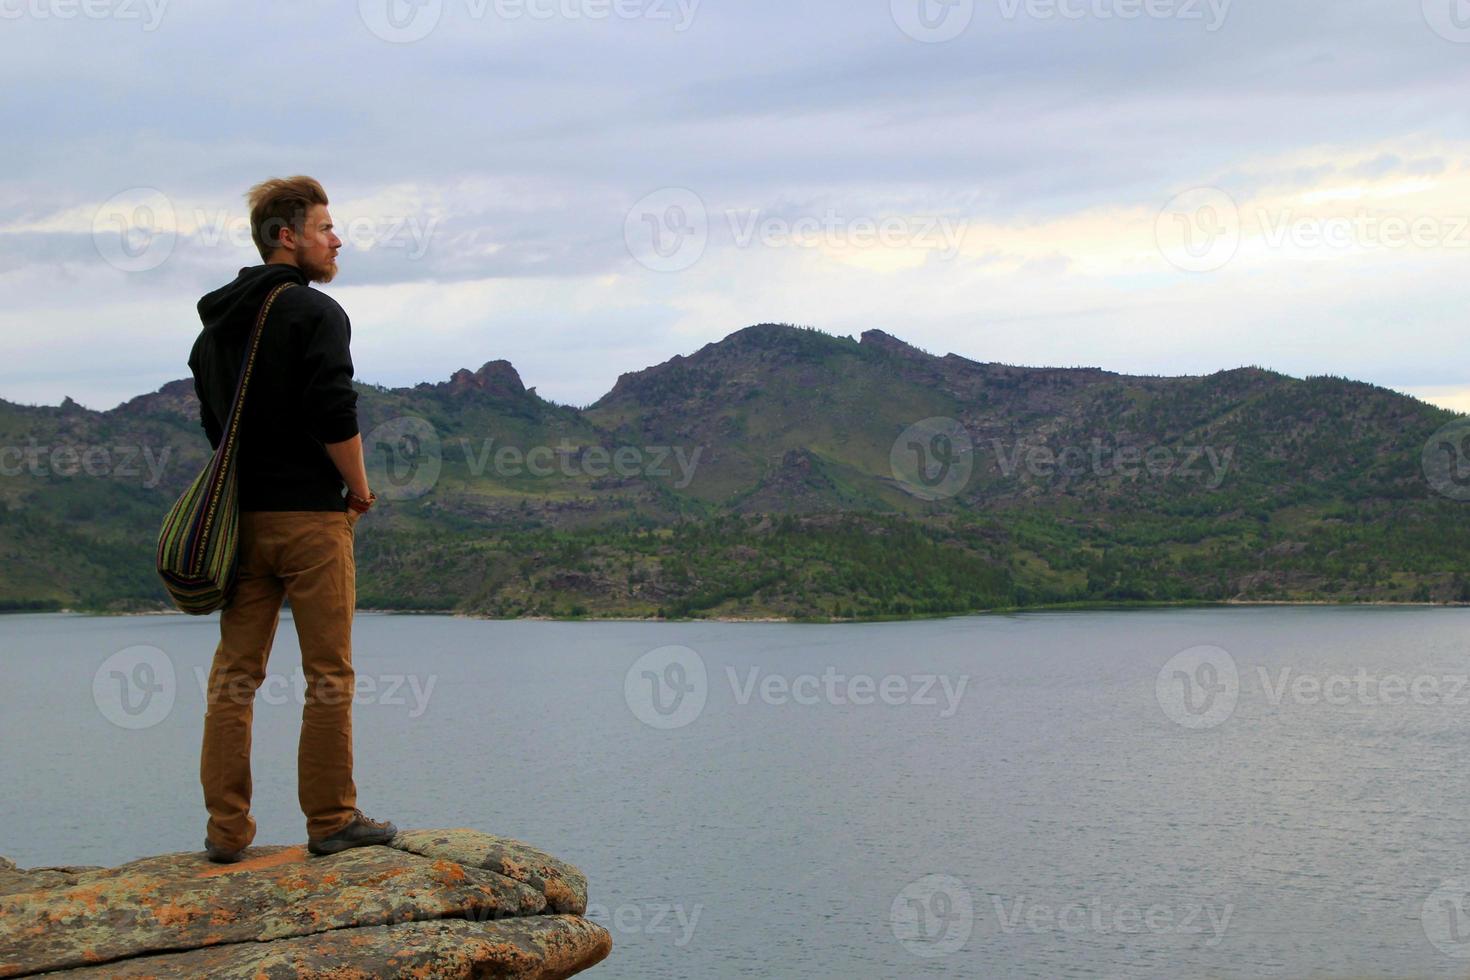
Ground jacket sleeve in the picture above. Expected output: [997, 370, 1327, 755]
[300, 303, 360, 444]
[187, 341, 223, 450]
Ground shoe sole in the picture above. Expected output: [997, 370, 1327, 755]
[307, 831, 397, 856]
[205, 839, 245, 864]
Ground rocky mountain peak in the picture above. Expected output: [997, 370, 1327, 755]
[444, 360, 527, 398]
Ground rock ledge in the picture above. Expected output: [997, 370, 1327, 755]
[0, 828, 611, 979]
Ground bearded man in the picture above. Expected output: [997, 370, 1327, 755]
[188, 175, 395, 862]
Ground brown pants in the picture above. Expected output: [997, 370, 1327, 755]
[200, 509, 361, 850]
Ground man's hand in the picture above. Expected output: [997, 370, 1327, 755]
[324, 433, 371, 503]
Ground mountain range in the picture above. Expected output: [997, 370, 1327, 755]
[3, 323, 1467, 618]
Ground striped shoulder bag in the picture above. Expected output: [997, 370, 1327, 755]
[156, 281, 296, 614]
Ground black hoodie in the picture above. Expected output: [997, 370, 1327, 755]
[189, 263, 359, 511]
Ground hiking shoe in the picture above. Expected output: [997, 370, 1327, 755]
[204, 838, 245, 864]
[307, 809, 399, 856]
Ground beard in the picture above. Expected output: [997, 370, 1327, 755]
[299, 252, 338, 284]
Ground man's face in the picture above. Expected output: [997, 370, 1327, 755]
[288, 204, 341, 283]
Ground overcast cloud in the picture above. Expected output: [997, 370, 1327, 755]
[3, 0, 1469, 411]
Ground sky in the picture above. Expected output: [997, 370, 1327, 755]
[3, 0, 1469, 412]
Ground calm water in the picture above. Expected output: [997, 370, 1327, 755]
[3, 607, 1470, 978]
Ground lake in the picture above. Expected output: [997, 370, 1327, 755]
[3, 606, 1469, 977]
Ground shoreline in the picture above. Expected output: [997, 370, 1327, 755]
[11, 598, 1467, 623]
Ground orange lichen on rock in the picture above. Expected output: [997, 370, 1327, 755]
[0, 831, 608, 978]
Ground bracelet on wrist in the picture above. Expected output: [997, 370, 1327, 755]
[347, 490, 376, 513]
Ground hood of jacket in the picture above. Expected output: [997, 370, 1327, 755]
[196, 263, 308, 337]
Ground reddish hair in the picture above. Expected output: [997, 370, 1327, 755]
[245, 176, 329, 260]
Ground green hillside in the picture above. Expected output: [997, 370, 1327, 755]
[3, 323, 1467, 619]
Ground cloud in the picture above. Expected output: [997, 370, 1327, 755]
[2, 0, 1468, 409]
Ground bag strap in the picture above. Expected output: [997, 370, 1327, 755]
[217, 281, 296, 455]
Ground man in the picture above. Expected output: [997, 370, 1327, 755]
[188, 175, 395, 863]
